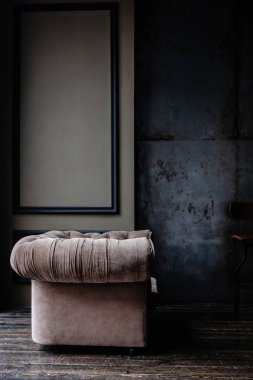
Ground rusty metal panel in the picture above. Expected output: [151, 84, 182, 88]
[135, 0, 236, 140]
[136, 141, 236, 302]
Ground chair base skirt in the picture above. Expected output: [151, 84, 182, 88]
[32, 280, 148, 347]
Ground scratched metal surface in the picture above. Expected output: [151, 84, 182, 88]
[237, 142, 253, 241]
[135, 0, 253, 303]
[136, 141, 236, 302]
[238, 142, 253, 201]
[238, 2, 253, 139]
[135, 0, 237, 141]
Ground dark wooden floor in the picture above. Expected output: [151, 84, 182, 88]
[1, 306, 253, 379]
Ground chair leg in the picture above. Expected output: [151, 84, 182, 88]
[235, 285, 240, 316]
[234, 243, 248, 316]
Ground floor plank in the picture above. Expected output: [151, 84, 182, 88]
[1, 307, 253, 379]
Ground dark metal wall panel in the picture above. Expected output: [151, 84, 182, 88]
[137, 141, 236, 302]
[135, 0, 237, 140]
[238, 142, 253, 202]
[135, 0, 253, 303]
[238, 2, 253, 138]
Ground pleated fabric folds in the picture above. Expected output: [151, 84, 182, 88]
[10, 230, 155, 283]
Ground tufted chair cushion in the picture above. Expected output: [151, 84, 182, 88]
[10, 230, 155, 284]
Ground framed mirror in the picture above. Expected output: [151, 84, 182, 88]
[13, 3, 119, 214]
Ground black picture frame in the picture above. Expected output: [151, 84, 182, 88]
[13, 3, 119, 214]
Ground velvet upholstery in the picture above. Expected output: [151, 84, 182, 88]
[10, 230, 154, 283]
[32, 281, 148, 347]
[10, 230, 155, 348]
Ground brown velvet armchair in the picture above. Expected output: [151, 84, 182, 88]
[10, 230, 155, 348]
